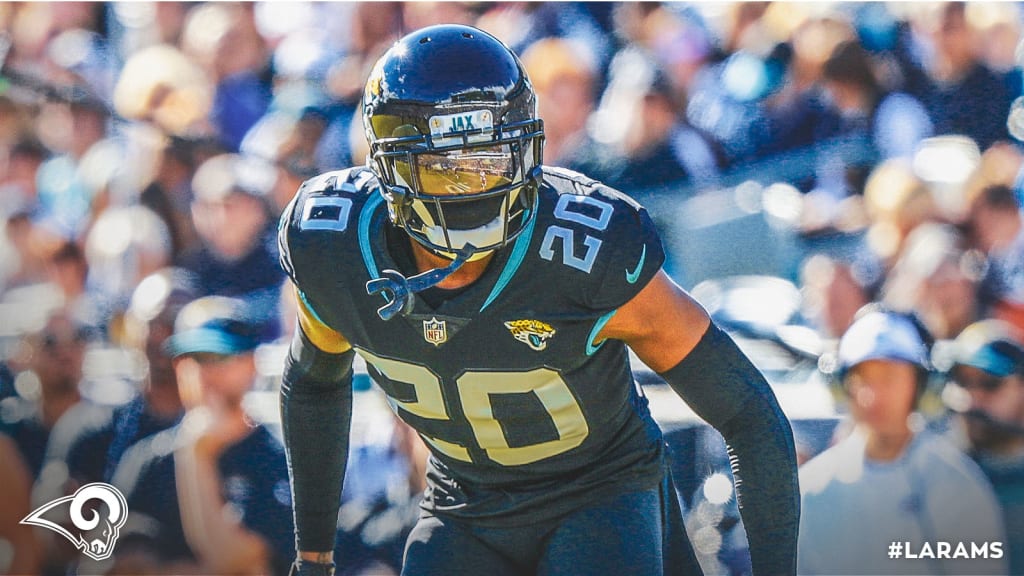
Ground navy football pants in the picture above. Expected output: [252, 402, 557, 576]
[401, 471, 703, 576]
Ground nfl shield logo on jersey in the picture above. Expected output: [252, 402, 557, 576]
[423, 317, 447, 346]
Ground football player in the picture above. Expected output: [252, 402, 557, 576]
[280, 24, 798, 576]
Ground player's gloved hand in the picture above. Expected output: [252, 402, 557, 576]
[288, 560, 335, 576]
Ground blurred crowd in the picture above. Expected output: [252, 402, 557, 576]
[1, 2, 1024, 575]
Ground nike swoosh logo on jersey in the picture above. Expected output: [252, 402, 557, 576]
[586, 310, 617, 356]
[625, 245, 647, 284]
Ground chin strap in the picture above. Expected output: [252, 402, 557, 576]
[365, 244, 476, 321]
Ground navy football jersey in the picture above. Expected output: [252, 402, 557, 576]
[280, 166, 669, 526]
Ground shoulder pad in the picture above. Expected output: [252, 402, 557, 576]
[542, 166, 644, 210]
[535, 166, 666, 310]
[278, 167, 379, 281]
[299, 167, 379, 198]
[542, 165, 603, 192]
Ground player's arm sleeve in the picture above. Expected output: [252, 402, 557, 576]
[659, 323, 800, 576]
[280, 290, 355, 553]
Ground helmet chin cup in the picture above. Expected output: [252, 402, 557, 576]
[365, 244, 477, 321]
[365, 270, 417, 321]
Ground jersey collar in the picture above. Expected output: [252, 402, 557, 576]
[358, 191, 537, 321]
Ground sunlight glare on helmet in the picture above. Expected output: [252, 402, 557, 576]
[414, 146, 515, 196]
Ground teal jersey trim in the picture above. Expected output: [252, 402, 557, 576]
[480, 202, 539, 312]
[358, 193, 385, 279]
[586, 309, 618, 356]
[625, 245, 647, 284]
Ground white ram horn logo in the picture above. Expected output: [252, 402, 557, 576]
[21, 482, 128, 561]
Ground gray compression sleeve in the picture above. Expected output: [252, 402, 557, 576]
[658, 322, 800, 576]
[280, 327, 355, 553]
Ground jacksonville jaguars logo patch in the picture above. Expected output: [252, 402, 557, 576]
[504, 319, 556, 351]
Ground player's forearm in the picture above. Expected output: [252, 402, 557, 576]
[717, 395, 800, 575]
[174, 443, 270, 573]
[659, 323, 800, 575]
[0, 436, 39, 574]
[280, 328, 355, 553]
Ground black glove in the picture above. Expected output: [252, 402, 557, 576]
[288, 560, 336, 576]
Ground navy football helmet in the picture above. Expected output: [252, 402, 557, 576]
[363, 24, 544, 259]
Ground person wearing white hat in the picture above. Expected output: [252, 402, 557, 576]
[797, 307, 1007, 575]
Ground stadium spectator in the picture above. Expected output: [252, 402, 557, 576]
[112, 295, 293, 575]
[180, 3, 271, 152]
[798, 308, 1006, 575]
[0, 299, 106, 575]
[911, 2, 1013, 151]
[519, 37, 598, 169]
[799, 252, 880, 338]
[43, 240, 98, 321]
[967, 3, 1022, 81]
[83, 205, 174, 317]
[0, 433, 39, 575]
[33, 90, 111, 240]
[242, 111, 325, 217]
[334, 415, 428, 576]
[963, 140, 1024, 212]
[861, 159, 940, 267]
[0, 302, 92, 479]
[39, 268, 195, 501]
[569, 52, 718, 192]
[820, 40, 932, 162]
[943, 319, 1024, 575]
[308, 3, 403, 175]
[0, 211, 52, 293]
[761, 15, 854, 157]
[966, 184, 1024, 331]
[0, 137, 47, 218]
[180, 153, 284, 304]
[882, 223, 985, 339]
[111, 43, 215, 140]
[138, 133, 215, 262]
